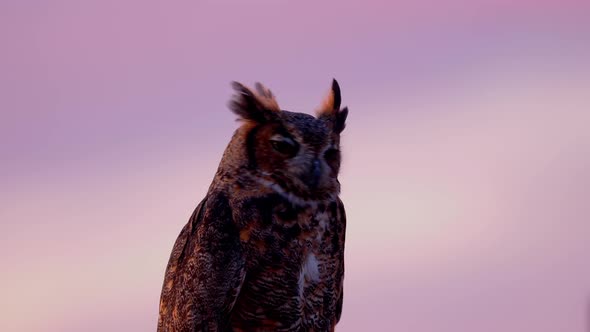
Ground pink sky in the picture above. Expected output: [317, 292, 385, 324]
[1, 1, 590, 331]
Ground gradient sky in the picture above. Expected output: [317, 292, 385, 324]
[1, 1, 590, 331]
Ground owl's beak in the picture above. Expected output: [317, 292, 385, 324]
[307, 159, 322, 189]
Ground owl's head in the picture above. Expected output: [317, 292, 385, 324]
[227, 80, 348, 200]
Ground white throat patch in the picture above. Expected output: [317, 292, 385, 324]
[298, 253, 320, 297]
[302, 253, 320, 282]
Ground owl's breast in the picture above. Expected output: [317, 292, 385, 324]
[231, 195, 345, 331]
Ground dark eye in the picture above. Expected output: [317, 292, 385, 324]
[324, 148, 340, 162]
[270, 137, 299, 157]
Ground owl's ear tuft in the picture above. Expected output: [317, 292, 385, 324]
[317, 79, 348, 134]
[330, 79, 342, 111]
[334, 106, 348, 134]
[229, 81, 280, 123]
[317, 79, 341, 115]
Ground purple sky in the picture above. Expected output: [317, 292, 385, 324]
[1, 1, 590, 331]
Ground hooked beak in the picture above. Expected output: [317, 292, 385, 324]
[307, 159, 322, 189]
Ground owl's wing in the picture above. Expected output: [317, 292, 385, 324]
[334, 197, 347, 325]
[157, 194, 246, 332]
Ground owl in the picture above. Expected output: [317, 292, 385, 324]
[157, 79, 348, 332]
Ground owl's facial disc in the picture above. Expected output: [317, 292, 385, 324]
[268, 133, 327, 190]
[260, 120, 340, 195]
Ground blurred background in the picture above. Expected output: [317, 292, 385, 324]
[1, 1, 589, 331]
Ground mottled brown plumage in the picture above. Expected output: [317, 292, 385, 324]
[158, 80, 348, 332]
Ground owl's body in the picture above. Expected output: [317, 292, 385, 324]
[158, 80, 349, 332]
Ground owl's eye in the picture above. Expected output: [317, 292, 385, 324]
[324, 148, 340, 162]
[270, 137, 298, 157]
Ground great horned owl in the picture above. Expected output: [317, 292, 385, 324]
[157, 80, 348, 332]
